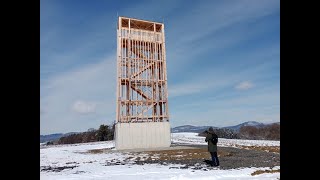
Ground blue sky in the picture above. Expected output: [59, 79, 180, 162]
[40, 0, 280, 135]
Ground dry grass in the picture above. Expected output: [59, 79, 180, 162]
[85, 146, 278, 163]
[86, 149, 105, 154]
[241, 146, 280, 153]
[85, 147, 233, 162]
[251, 169, 280, 176]
[130, 148, 232, 161]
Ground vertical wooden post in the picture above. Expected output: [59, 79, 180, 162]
[116, 17, 169, 123]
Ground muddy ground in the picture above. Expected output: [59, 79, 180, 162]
[97, 144, 280, 171]
[132, 145, 279, 170]
[41, 144, 280, 172]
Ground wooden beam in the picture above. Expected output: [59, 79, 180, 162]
[117, 17, 169, 123]
[130, 84, 151, 100]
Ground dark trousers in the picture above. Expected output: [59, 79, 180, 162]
[210, 152, 220, 166]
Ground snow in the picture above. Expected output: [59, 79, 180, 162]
[41, 133, 280, 179]
[245, 121, 261, 126]
[172, 133, 280, 147]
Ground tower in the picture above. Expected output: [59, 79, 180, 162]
[115, 17, 170, 150]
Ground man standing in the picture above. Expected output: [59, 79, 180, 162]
[205, 127, 220, 166]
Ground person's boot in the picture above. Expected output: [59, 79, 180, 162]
[210, 162, 215, 166]
[212, 157, 218, 166]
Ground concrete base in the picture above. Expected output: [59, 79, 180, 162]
[115, 122, 171, 150]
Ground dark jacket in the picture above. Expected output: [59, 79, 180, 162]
[205, 130, 218, 152]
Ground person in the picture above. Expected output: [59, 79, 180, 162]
[205, 127, 220, 166]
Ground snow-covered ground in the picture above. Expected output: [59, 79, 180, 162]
[40, 133, 280, 179]
[172, 133, 280, 147]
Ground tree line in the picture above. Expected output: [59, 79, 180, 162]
[46, 123, 115, 145]
[238, 123, 280, 140]
[198, 123, 280, 140]
[46, 122, 280, 145]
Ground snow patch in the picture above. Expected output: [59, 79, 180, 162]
[41, 133, 280, 179]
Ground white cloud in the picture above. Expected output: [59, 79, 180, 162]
[72, 100, 97, 114]
[40, 55, 116, 134]
[235, 81, 254, 90]
[170, 90, 280, 128]
[40, 0, 279, 133]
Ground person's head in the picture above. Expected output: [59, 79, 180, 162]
[208, 127, 214, 134]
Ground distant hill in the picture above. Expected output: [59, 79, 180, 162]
[171, 125, 218, 133]
[222, 121, 266, 132]
[41, 121, 279, 142]
[40, 133, 63, 143]
[172, 121, 278, 133]
[40, 132, 80, 143]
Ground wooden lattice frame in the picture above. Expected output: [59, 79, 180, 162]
[116, 17, 169, 123]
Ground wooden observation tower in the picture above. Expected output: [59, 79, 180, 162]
[115, 16, 171, 150]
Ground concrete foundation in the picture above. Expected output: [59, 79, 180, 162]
[115, 122, 171, 150]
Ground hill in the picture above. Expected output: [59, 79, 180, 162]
[222, 121, 266, 132]
[172, 121, 274, 133]
[40, 132, 80, 143]
[171, 125, 218, 133]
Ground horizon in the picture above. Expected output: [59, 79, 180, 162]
[41, 0, 280, 134]
[40, 120, 280, 135]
